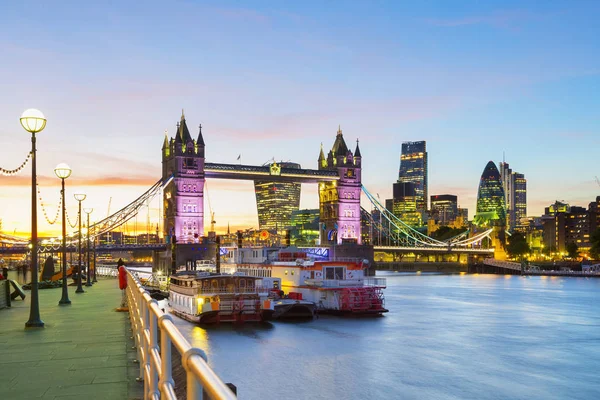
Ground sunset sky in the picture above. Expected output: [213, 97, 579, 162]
[1, 1, 599, 237]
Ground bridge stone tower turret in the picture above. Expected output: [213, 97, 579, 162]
[318, 126, 362, 245]
[162, 111, 205, 244]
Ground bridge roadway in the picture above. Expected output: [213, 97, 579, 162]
[0, 278, 143, 400]
[204, 162, 339, 183]
[374, 245, 495, 255]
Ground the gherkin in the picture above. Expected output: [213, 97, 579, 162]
[474, 161, 506, 227]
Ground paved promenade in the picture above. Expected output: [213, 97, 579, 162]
[0, 279, 143, 399]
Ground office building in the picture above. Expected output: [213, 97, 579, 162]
[398, 141, 428, 212]
[542, 200, 598, 254]
[499, 162, 527, 232]
[289, 209, 320, 246]
[474, 161, 507, 227]
[430, 194, 458, 225]
[254, 162, 302, 233]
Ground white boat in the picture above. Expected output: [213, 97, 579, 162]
[168, 271, 277, 324]
[227, 249, 388, 315]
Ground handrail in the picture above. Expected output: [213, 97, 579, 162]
[126, 269, 237, 400]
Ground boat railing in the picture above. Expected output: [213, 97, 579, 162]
[303, 277, 387, 288]
[363, 277, 387, 288]
[196, 287, 269, 294]
[126, 269, 237, 400]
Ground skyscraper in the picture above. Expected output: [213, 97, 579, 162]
[474, 161, 506, 227]
[499, 162, 527, 232]
[254, 162, 301, 232]
[398, 141, 428, 212]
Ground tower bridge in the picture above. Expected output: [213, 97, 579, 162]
[1, 111, 497, 259]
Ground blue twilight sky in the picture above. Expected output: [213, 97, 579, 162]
[0, 0, 599, 235]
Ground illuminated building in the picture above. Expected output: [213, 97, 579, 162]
[386, 182, 422, 227]
[430, 194, 458, 225]
[542, 200, 598, 254]
[398, 141, 428, 212]
[474, 161, 506, 227]
[499, 162, 527, 232]
[318, 126, 362, 244]
[289, 209, 320, 246]
[254, 162, 301, 233]
[162, 111, 205, 243]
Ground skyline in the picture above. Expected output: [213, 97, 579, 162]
[1, 1, 599, 236]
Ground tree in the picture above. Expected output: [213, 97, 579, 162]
[506, 232, 530, 260]
[590, 228, 600, 260]
[566, 242, 579, 259]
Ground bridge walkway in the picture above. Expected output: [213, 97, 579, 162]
[0, 279, 143, 399]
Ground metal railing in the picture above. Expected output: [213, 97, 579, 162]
[126, 269, 237, 400]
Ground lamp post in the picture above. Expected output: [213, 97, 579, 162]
[84, 208, 93, 287]
[92, 220, 98, 283]
[55, 163, 72, 305]
[22, 108, 47, 328]
[74, 193, 86, 293]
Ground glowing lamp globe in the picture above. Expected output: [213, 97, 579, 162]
[54, 163, 72, 180]
[84, 208, 93, 215]
[20, 109, 47, 134]
[74, 193, 86, 202]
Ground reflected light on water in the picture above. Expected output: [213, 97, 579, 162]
[190, 326, 210, 351]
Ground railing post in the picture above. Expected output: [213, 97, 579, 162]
[148, 299, 159, 399]
[141, 297, 150, 398]
[182, 348, 208, 400]
[158, 315, 175, 396]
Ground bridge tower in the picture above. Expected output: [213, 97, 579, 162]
[318, 126, 362, 245]
[162, 111, 205, 243]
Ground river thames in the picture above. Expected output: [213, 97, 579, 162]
[168, 271, 600, 400]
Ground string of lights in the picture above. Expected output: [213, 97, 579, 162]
[65, 208, 79, 228]
[37, 184, 62, 225]
[0, 151, 32, 176]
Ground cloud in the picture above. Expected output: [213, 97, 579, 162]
[424, 10, 543, 30]
[0, 174, 160, 187]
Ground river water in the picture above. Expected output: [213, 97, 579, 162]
[169, 271, 600, 400]
[8, 269, 600, 399]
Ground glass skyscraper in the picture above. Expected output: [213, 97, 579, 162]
[474, 161, 506, 227]
[398, 141, 428, 212]
[499, 162, 527, 232]
[254, 162, 301, 232]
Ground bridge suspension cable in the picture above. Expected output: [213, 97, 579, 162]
[361, 185, 493, 248]
[88, 178, 165, 239]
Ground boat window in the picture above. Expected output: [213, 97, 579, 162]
[325, 267, 345, 280]
[311, 271, 315, 279]
[239, 279, 246, 288]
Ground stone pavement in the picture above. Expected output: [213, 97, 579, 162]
[0, 278, 144, 400]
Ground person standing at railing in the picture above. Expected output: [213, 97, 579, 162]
[116, 258, 129, 312]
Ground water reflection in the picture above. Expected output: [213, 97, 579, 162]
[170, 273, 600, 400]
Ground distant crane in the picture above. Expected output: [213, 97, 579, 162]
[210, 212, 216, 233]
[595, 176, 600, 188]
[105, 197, 112, 244]
[205, 181, 216, 233]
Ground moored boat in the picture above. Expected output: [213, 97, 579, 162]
[228, 249, 388, 316]
[168, 272, 276, 324]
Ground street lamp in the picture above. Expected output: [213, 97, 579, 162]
[84, 208, 93, 287]
[74, 193, 86, 293]
[55, 163, 72, 305]
[22, 108, 47, 328]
